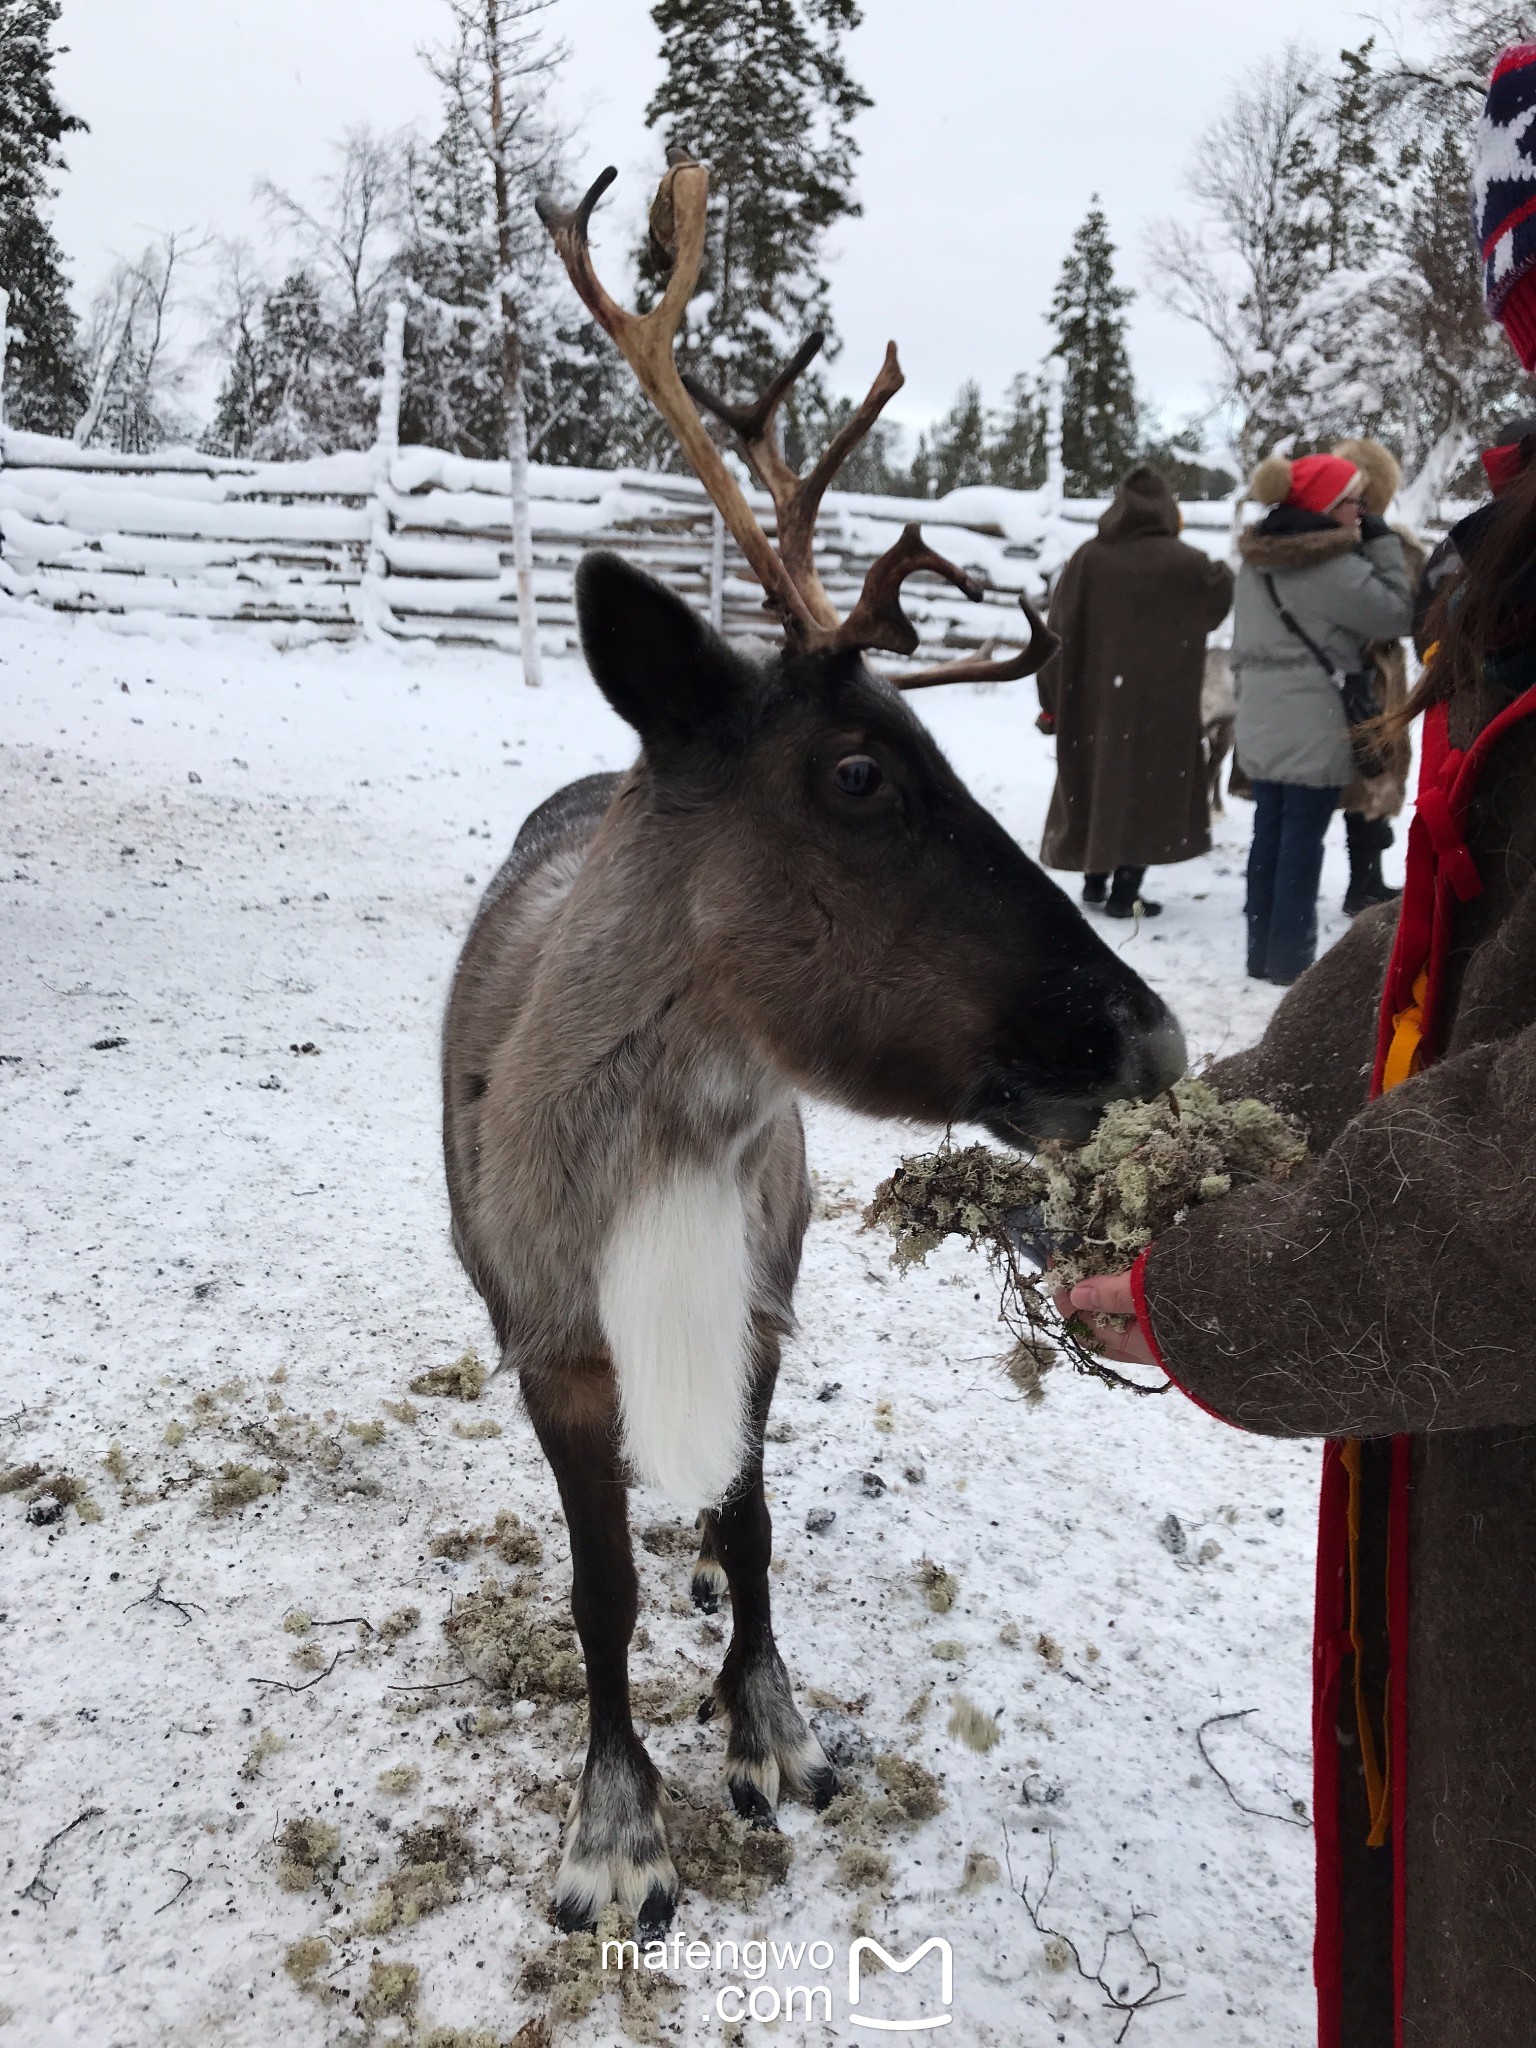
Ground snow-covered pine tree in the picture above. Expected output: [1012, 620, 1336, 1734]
[0, 0, 86, 431]
[912, 381, 990, 498]
[985, 374, 1046, 490]
[421, 0, 571, 684]
[638, 0, 869, 460]
[255, 128, 400, 456]
[202, 243, 266, 458]
[1047, 200, 1139, 494]
[395, 96, 632, 468]
[395, 105, 507, 458]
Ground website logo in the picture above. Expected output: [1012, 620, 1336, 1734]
[847, 1936, 954, 2032]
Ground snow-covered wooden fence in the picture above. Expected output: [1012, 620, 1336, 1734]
[0, 428, 1246, 663]
[0, 293, 1236, 665]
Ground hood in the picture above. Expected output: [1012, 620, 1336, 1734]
[1331, 436, 1402, 517]
[1239, 504, 1362, 572]
[1097, 464, 1181, 542]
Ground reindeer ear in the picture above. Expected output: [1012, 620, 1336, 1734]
[576, 551, 745, 745]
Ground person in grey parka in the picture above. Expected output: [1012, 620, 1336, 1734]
[1232, 449, 1413, 982]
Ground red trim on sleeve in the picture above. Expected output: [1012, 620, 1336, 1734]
[1128, 1250, 1237, 1428]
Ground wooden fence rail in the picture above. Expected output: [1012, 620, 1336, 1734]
[0, 297, 1264, 666]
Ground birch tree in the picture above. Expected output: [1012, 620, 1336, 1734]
[75, 231, 199, 452]
[422, 0, 567, 686]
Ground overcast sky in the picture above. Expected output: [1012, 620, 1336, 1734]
[47, 0, 1424, 439]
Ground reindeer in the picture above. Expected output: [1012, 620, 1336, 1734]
[441, 155, 1186, 1937]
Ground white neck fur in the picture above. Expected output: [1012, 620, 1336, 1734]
[598, 1161, 754, 1509]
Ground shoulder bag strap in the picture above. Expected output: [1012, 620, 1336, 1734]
[1261, 570, 1341, 684]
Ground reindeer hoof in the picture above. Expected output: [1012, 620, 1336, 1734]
[696, 1693, 716, 1723]
[728, 1775, 780, 1830]
[554, 1760, 678, 1934]
[805, 1761, 839, 1810]
[691, 1559, 728, 1614]
[552, 1894, 598, 1936]
[637, 1880, 675, 1935]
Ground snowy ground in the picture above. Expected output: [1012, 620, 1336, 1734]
[0, 607, 1366, 2046]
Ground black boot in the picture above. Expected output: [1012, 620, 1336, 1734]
[1343, 814, 1400, 917]
[1104, 865, 1162, 919]
[1082, 872, 1108, 907]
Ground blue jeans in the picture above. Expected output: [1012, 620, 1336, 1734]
[1245, 781, 1341, 983]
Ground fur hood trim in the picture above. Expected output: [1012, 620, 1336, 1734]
[1238, 523, 1363, 572]
[1332, 437, 1402, 517]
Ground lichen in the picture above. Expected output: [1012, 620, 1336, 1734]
[452, 1418, 503, 1440]
[822, 1753, 945, 1848]
[960, 1846, 1002, 1891]
[283, 1934, 333, 1987]
[377, 1764, 421, 1796]
[872, 1752, 945, 1826]
[916, 1559, 958, 1614]
[276, 1815, 341, 1892]
[519, 1903, 680, 2042]
[864, 1080, 1306, 1390]
[208, 1462, 285, 1516]
[378, 1606, 421, 1643]
[410, 1350, 487, 1400]
[239, 1727, 284, 1780]
[358, 1813, 472, 1932]
[835, 1844, 891, 1893]
[442, 1574, 582, 1700]
[362, 1959, 420, 2019]
[947, 1696, 1001, 1753]
[670, 1799, 793, 1903]
[486, 1510, 543, 1567]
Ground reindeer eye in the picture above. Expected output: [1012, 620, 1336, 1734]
[832, 754, 883, 797]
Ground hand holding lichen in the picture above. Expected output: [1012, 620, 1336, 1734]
[863, 1079, 1306, 1395]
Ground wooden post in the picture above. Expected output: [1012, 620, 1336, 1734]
[708, 503, 725, 632]
[360, 300, 406, 641]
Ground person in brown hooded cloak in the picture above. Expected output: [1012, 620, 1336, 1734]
[1036, 464, 1233, 917]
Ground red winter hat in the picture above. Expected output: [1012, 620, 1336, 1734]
[1286, 453, 1362, 514]
[1249, 451, 1363, 514]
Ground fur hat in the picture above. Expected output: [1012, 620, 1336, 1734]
[1331, 438, 1402, 517]
[1248, 451, 1362, 514]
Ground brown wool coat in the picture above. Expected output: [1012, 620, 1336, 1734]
[1141, 692, 1536, 2046]
[1037, 469, 1234, 873]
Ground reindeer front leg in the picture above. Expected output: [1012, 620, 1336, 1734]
[701, 1342, 837, 1825]
[529, 1394, 677, 1934]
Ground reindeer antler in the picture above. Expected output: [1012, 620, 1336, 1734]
[897, 593, 1059, 689]
[538, 160, 1049, 686]
[536, 162, 816, 636]
[683, 334, 906, 630]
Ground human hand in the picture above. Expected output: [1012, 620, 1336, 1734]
[1050, 1269, 1158, 1369]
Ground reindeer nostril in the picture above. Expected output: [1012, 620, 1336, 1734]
[1132, 1016, 1188, 1098]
